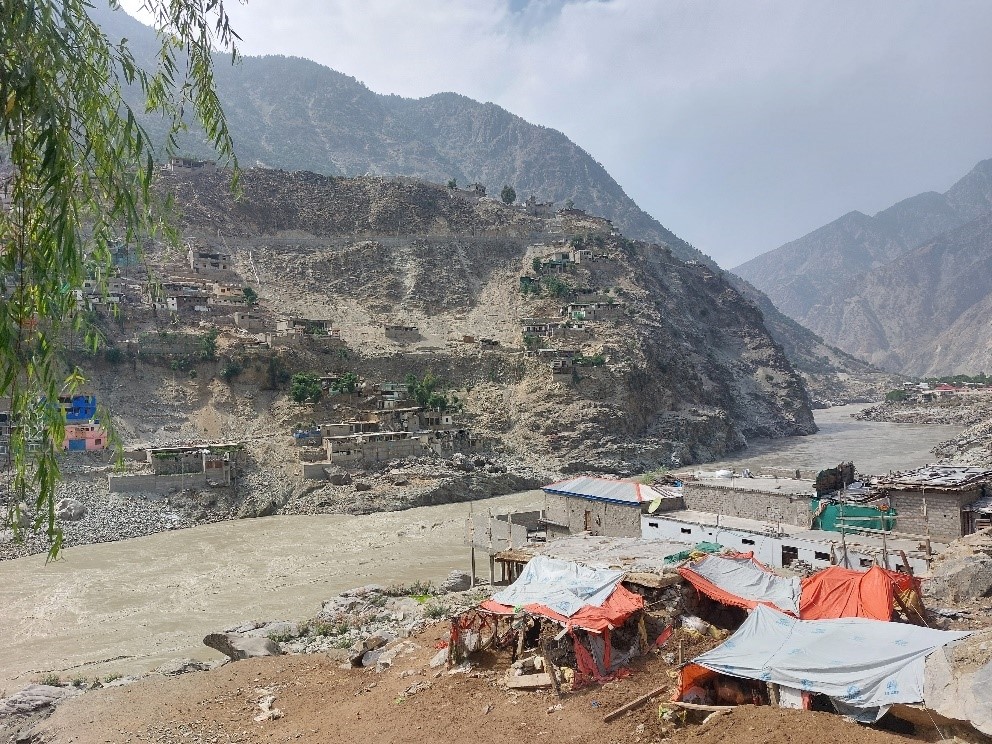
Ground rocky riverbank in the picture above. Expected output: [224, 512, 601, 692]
[854, 394, 992, 466]
[0, 453, 555, 561]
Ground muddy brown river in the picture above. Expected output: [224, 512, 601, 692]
[0, 405, 962, 689]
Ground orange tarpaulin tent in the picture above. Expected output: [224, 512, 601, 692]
[479, 582, 644, 633]
[799, 565, 921, 621]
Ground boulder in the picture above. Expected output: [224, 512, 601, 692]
[0, 684, 79, 716]
[440, 570, 472, 593]
[55, 498, 86, 522]
[354, 482, 372, 492]
[928, 556, 992, 602]
[156, 658, 211, 676]
[203, 632, 283, 661]
[327, 472, 352, 486]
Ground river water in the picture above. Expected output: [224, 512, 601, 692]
[0, 405, 961, 688]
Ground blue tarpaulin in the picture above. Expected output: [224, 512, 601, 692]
[687, 605, 971, 720]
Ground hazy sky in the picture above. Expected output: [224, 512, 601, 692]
[123, 0, 992, 268]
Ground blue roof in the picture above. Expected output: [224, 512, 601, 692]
[542, 476, 652, 505]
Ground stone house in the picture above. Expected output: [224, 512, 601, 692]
[188, 246, 231, 273]
[384, 324, 420, 342]
[876, 466, 991, 541]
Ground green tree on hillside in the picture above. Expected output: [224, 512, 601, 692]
[290, 373, 322, 404]
[1, 0, 239, 557]
[500, 185, 517, 205]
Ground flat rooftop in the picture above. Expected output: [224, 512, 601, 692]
[656, 509, 811, 536]
[496, 535, 689, 574]
[878, 465, 992, 490]
[684, 476, 815, 496]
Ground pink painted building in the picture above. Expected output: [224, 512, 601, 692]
[64, 422, 107, 451]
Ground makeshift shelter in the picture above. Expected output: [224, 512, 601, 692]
[799, 565, 922, 621]
[677, 553, 801, 615]
[679, 554, 924, 622]
[467, 556, 647, 687]
[677, 605, 971, 722]
[479, 555, 644, 633]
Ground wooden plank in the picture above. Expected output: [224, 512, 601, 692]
[669, 701, 737, 712]
[603, 685, 667, 723]
[505, 672, 552, 689]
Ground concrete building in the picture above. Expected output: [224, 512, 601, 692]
[63, 422, 107, 452]
[875, 466, 992, 540]
[541, 476, 678, 539]
[233, 311, 265, 331]
[323, 431, 428, 465]
[641, 509, 936, 575]
[188, 246, 232, 273]
[384, 324, 420, 342]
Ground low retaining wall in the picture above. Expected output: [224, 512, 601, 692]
[108, 471, 209, 496]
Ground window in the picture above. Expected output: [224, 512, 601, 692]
[814, 551, 830, 562]
[680, 527, 692, 535]
[741, 538, 755, 546]
[781, 545, 799, 566]
[95, 439, 102, 445]
[860, 558, 873, 568]
[648, 522, 659, 528]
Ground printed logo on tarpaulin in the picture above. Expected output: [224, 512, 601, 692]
[885, 680, 899, 697]
[893, 639, 909, 646]
[845, 684, 862, 702]
[759, 671, 772, 681]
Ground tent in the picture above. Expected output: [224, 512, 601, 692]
[799, 565, 922, 621]
[679, 554, 922, 621]
[677, 553, 801, 615]
[677, 605, 971, 721]
[479, 555, 644, 632]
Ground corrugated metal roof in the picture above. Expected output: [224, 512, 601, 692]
[542, 476, 655, 504]
[879, 466, 992, 490]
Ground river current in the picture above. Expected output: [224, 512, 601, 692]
[0, 404, 961, 688]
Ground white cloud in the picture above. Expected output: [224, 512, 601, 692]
[119, 0, 992, 265]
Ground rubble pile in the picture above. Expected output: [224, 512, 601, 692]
[927, 529, 992, 604]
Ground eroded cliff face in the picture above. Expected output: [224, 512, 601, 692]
[152, 168, 814, 472]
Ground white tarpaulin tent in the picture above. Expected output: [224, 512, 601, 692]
[688, 605, 971, 720]
[679, 554, 801, 614]
[489, 555, 624, 617]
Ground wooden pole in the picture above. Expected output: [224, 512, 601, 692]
[540, 640, 562, 699]
[603, 685, 667, 723]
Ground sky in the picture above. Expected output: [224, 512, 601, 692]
[122, 0, 992, 268]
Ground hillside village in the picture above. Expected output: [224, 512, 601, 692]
[1, 164, 821, 556]
[3, 166, 992, 744]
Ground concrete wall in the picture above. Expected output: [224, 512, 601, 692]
[682, 482, 812, 527]
[544, 493, 641, 538]
[301, 463, 328, 480]
[887, 489, 976, 541]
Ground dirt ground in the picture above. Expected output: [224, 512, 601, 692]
[32, 624, 932, 744]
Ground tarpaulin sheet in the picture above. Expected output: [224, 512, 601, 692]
[678, 554, 801, 615]
[688, 605, 971, 720]
[799, 565, 920, 621]
[480, 582, 644, 633]
[490, 555, 624, 617]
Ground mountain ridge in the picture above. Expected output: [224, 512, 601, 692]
[736, 158, 992, 375]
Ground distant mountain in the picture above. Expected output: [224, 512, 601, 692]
[96, 3, 869, 389]
[735, 159, 992, 376]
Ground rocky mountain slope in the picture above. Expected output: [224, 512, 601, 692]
[91, 3, 873, 397]
[153, 167, 815, 476]
[735, 159, 992, 375]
